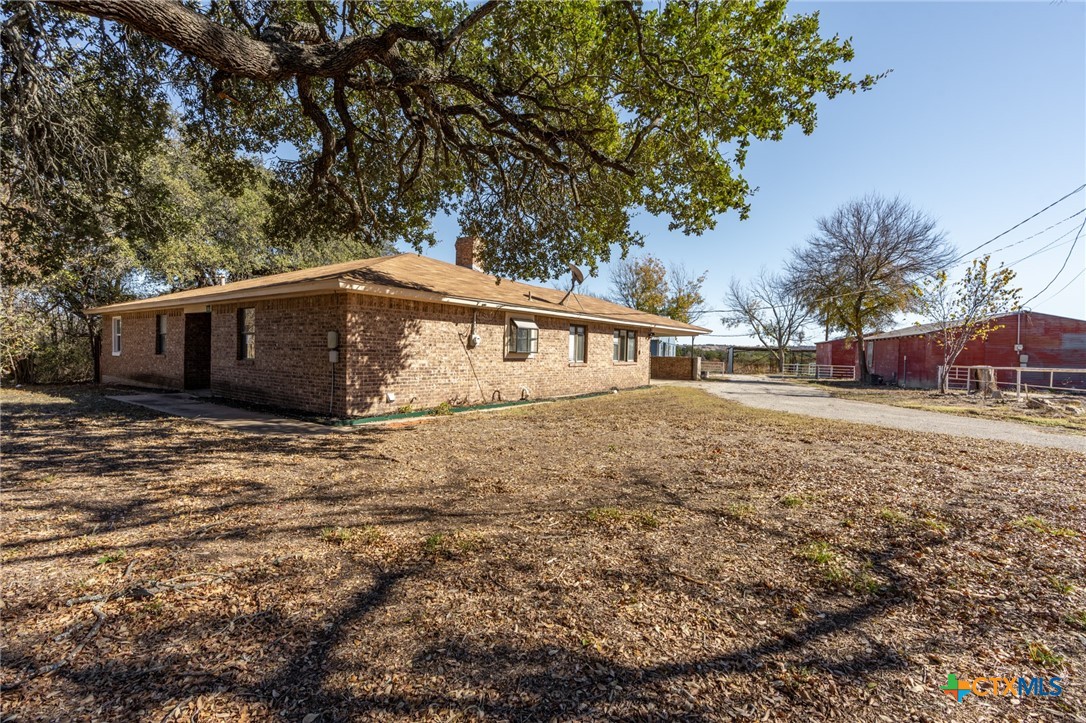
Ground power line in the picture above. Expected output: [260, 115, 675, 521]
[951, 183, 1085, 262]
[597, 186, 1086, 323]
[691, 333, 768, 338]
[1022, 215, 1086, 307]
[1005, 225, 1080, 266]
[1033, 267, 1085, 308]
[982, 207, 1084, 256]
[711, 185, 1086, 320]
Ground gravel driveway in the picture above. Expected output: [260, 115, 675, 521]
[663, 376, 1086, 454]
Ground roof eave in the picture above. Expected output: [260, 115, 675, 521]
[84, 279, 343, 315]
[337, 280, 708, 334]
[85, 275, 709, 335]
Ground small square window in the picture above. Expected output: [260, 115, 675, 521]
[569, 325, 586, 363]
[237, 308, 255, 360]
[508, 318, 539, 355]
[111, 317, 122, 356]
[155, 314, 167, 355]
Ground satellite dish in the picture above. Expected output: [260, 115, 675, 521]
[568, 262, 585, 285]
[560, 263, 585, 306]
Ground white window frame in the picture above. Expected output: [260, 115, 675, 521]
[111, 317, 122, 356]
[569, 324, 587, 364]
[507, 317, 539, 356]
[613, 329, 637, 362]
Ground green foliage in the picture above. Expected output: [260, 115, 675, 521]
[921, 518, 949, 533]
[797, 542, 883, 594]
[127, 143, 274, 289]
[6, 1, 882, 281]
[1049, 576, 1074, 595]
[877, 508, 909, 524]
[2, 1, 881, 380]
[423, 533, 447, 553]
[430, 401, 455, 416]
[724, 502, 757, 520]
[0, 291, 46, 380]
[664, 265, 709, 324]
[611, 255, 668, 314]
[798, 541, 837, 565]
[586, 507, 659, 529]
[95, 550, 127, 566]
[23, 334, 93, 384]
[1026, 641, 1064, 667]
[586, 507, 627, 525]
[1013, 515, 1078, 538]
[320, 526, 354, 544]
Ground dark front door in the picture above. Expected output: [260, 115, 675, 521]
[183, 312, 212, 389]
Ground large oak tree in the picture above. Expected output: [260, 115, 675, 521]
[788, 195, 955, 382]
[4, 0, 883, 282]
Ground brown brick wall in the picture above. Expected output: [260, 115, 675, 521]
[101, 291, 652, 417]
[650, 356, 697, 380]
[209, 294, 349, 416]
[343, 295, 649, 416]
[99, 309, 185, 389]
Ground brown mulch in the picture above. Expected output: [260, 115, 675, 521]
[1, 384, 1083, 721]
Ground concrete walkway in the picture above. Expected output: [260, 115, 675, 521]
[107, 393, 339, 436]
[662, 376, 1086, 454]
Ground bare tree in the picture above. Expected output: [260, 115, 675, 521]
[723, 269, 812, 372]
[788, 195, 955, 382]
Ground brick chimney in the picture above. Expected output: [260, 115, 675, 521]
[455, 236, 484, 272]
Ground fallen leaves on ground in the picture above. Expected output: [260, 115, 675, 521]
[1, 384, 1083, 721]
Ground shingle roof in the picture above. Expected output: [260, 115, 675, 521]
[86, 253, 711, 335]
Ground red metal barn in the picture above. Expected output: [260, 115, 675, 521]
[814, 311, 1086, 389]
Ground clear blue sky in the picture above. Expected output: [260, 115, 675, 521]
[417, 1, 1086, 343]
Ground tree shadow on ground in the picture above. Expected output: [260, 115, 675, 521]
[6, 528, 938, 720]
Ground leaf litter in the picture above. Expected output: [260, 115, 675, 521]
[1, 384, 1083, 721]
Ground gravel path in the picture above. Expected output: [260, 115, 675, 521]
[663, 376, 1086, 454]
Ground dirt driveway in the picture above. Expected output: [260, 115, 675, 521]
[666, 376, 1086, 454]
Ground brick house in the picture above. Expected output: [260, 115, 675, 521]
[815, 311, 1086, 388]
[87, 238, 709, 417]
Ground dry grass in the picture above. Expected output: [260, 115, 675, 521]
[2, 384, 1084, 721]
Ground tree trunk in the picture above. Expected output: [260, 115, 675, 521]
[854, 335, 871, 383]
[47, 0, 378, 81]
[13, 355, 34, 384]
[88, 325, 101, 384]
